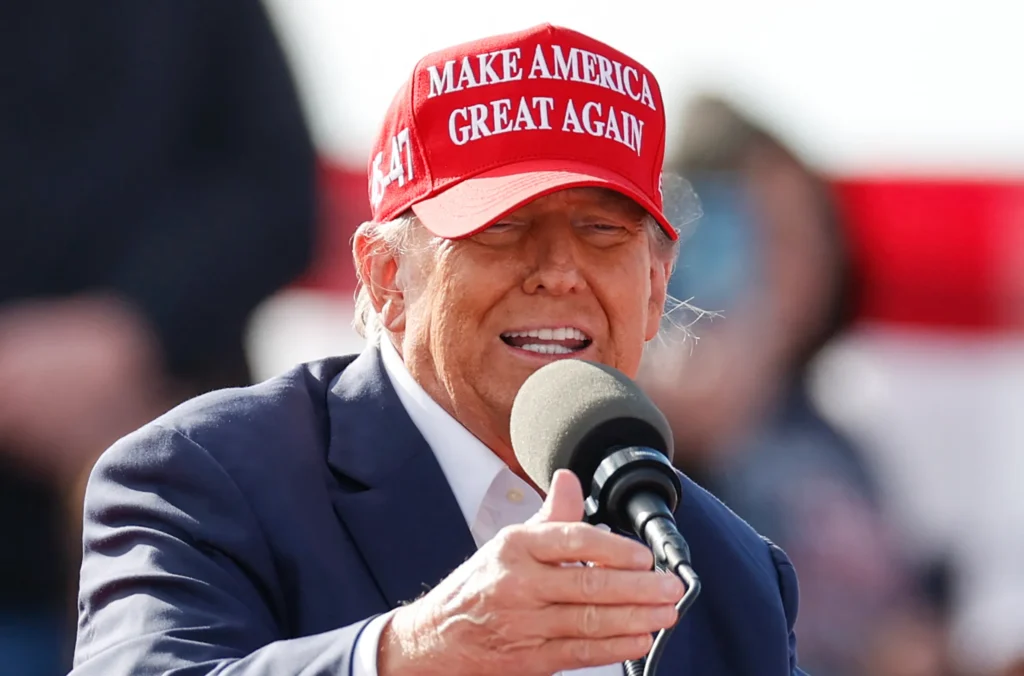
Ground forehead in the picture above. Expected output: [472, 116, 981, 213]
[505, 187, 648, 220]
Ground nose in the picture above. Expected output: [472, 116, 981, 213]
[522, 221, 588, 296]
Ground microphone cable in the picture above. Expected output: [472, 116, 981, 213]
[623, 561, 701, 676]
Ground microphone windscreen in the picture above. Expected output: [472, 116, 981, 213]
[510, 360, 673, 494]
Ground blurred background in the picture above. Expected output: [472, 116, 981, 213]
[2, 2, 1022, 675]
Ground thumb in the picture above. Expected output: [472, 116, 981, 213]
[528, 469, 585, 524]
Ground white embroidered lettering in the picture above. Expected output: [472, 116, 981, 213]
[490, 98, 514, 134]
[623, 67, 640, 101]
[552, 46, 580, 81]
[456, 56, 478, 90]
[639, 74, 657, 111]
[499, 48, 523, 82]
[427, 60, 458, 97]
[582, 101, 604, 136]
[580, 50, 599, 84]
[533, 96, 555, 129]
[449, 108, 470, 145]
[562, 99, 584, 134]
[477, 51, 502, 85]
[512, 97, 537, 131]
[528, 44, 552, 79]
[370, 128, 414, 206]
[468, 103, 491, 140]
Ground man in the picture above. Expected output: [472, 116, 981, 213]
[72, 25, 804, 675]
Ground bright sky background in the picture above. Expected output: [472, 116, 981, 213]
[264, 0, 1024, 175]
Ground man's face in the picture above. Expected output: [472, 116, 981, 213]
[395, 187, 671, 451]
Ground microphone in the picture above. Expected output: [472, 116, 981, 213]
[510, 359, 694, 575]
[510, 359, 701, 675]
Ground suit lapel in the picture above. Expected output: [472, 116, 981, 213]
[324, 346, 478, 609]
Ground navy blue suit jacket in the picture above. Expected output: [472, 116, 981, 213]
[72, 347, 806, 674]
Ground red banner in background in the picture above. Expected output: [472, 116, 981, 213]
[301, 161, 1024, 334]
[294, 161, 371, 296]
[835, 178, 1024, 332]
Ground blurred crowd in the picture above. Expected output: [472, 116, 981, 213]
[1, 3, 315, 674]
[2, 3, 1022, 676]
[642, 97, 950, 676]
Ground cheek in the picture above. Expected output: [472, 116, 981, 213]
[422, 254, 512, 363]
[594, 255, 658, 370]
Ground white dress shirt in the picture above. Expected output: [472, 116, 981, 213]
[351, 339, 624, 676]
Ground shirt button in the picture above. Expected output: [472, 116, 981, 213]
[506, 488, 524, 504]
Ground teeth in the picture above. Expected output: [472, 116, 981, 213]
[524, 328, 556, 339]
[501, 327, 590, 341]
[519, 344, 574, 355]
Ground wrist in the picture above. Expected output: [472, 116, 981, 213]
[378, 604, 435, 676]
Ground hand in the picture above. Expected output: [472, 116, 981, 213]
[378, 470, 685, 676]
[0, 294, 170, 484]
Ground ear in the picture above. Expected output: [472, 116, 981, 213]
[645, 258, 673, 341]
[353, 224, 407, 333]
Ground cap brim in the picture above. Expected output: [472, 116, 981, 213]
[410, 159, 677, 240]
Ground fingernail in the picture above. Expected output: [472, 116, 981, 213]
[655, 605, 677, 625]
[661, 574, 683, 597]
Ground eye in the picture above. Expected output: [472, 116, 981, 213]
[579, 222, 631, 236]
[470, 220, 526, 245]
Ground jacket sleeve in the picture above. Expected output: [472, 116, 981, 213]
[767, 540, 809, 676]
[72, 424, 369, 675]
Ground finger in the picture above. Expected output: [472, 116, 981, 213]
[526, 469, 584, 525]
[535, 603, 679, 639]
[524, 522, 654, 570]
[535, 634, 654, 672]
[535, 566, 685, 605]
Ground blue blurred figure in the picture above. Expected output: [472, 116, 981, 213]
[643, 95, 949, 676]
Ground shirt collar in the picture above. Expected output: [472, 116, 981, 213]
[379, 337, 508, 535]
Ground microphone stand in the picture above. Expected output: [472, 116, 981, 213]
[583, 448, 703, 676]
[624, 529, 701, 676]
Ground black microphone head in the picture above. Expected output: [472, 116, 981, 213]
[510, 360, 673, 494]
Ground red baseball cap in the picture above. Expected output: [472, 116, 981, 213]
[367, 24, 676, 240]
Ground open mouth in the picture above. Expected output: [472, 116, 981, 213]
[500, 327, 593, 356]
